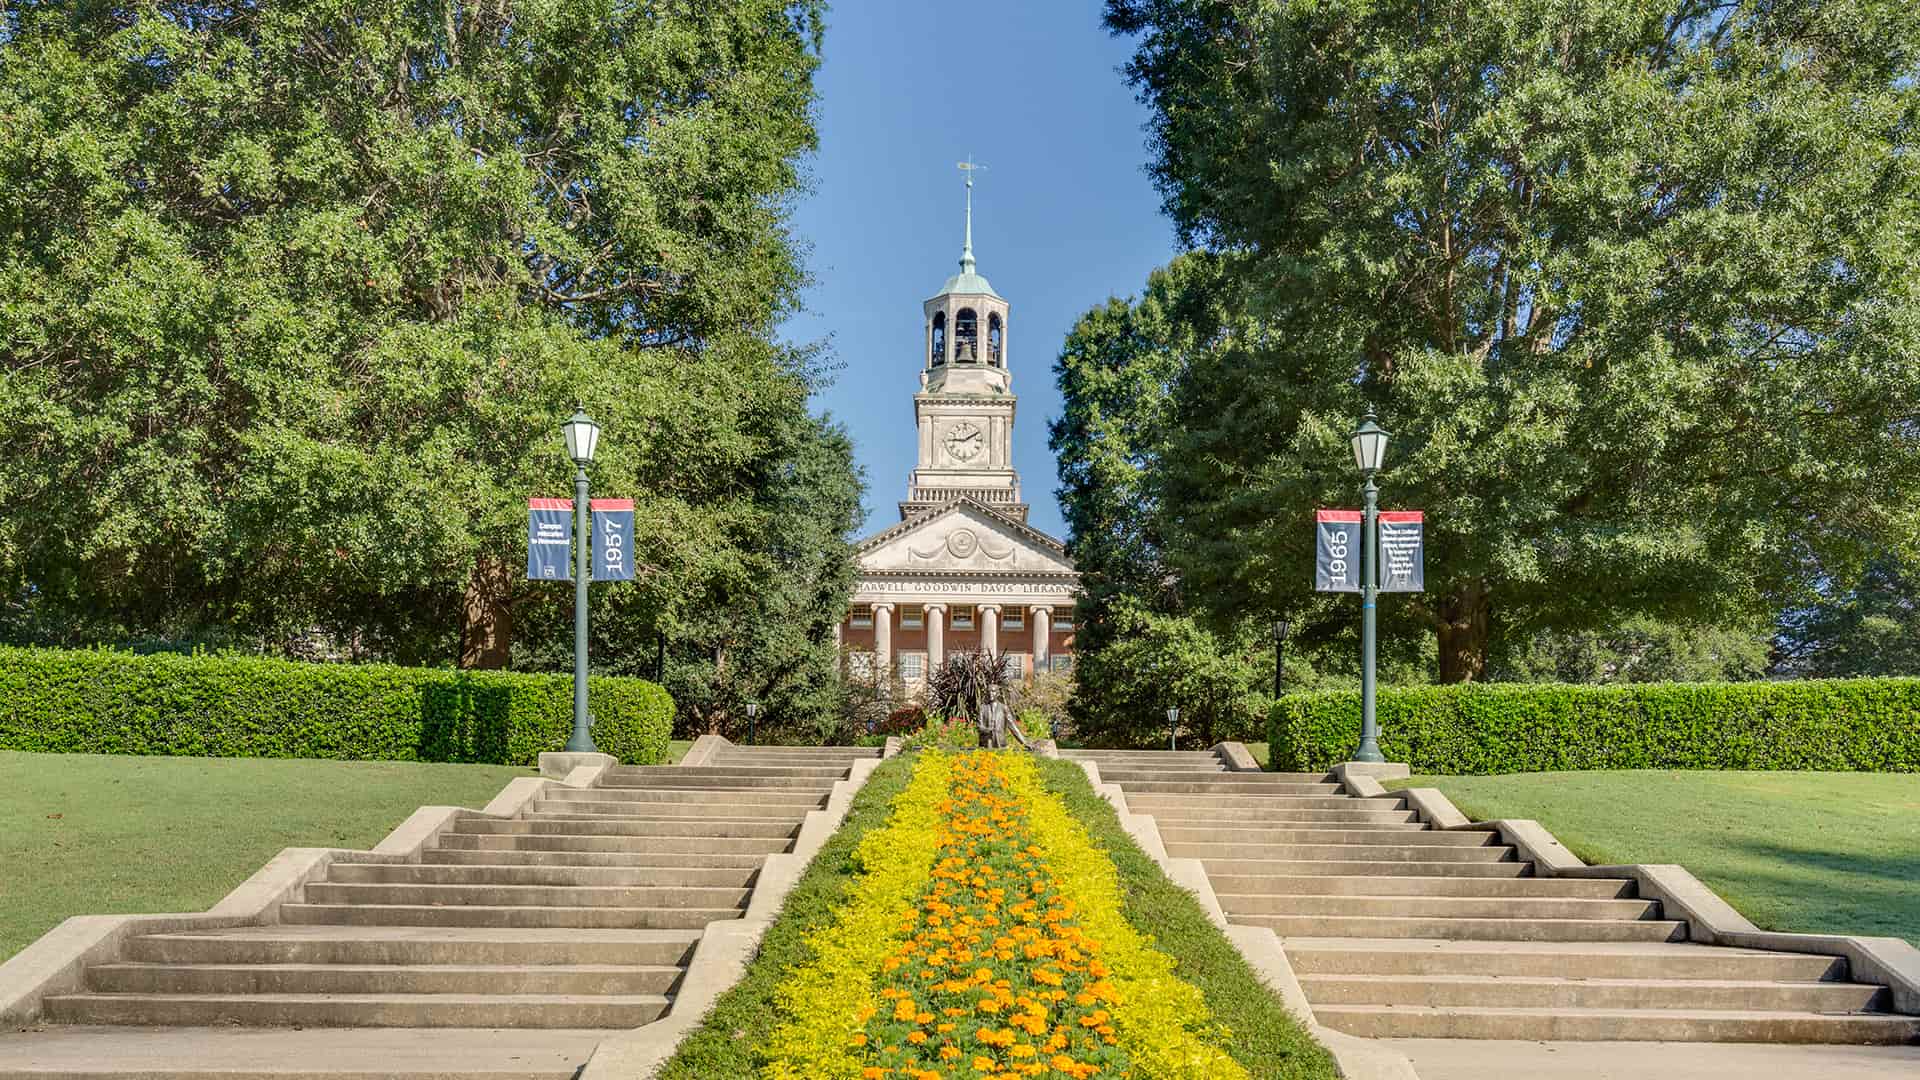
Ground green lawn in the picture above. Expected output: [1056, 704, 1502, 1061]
[0, 751, 531, 961]
[1384, 770, 1920, 948]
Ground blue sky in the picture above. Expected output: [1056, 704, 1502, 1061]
[783, 1, 1178, 540]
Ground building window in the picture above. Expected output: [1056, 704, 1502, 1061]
[1001, 652, 1025, 680]
[950, 605, 975, 631]
[1002, 606, 1025, 631]
[1050, 654, 1074, 674]
[849, 605, 873, 629]
[930, 312, 946, 366]
[901, 606, 924, 630]
[1053, 610, 1075, 631]
[988, 313, 1003, 366]
[955, 308, 978, 362]
[900, 652, 926, 681]
[849, 651, 875, 678]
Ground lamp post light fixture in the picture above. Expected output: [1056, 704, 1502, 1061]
[564, 409, 601, 754]
[1273, 616, 1292, 701]
[745, 701, 759, 746]
[1167, 706, 1180, 752]
[1350, 409, 1390, 764]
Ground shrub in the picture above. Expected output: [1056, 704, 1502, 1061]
[899, 715, 979, 753]
[879, 704, 926, 736]
[1268, 679, 1920, 774]
[0, 646, 673, 766]
[1014, 707, 1053, 743]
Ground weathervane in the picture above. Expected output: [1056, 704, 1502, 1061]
[957, 156, 986, 273]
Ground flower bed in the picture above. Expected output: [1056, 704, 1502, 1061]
[765, 751, 1245, 1079]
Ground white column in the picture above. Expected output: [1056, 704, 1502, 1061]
[980, 604, 999, 653]
[1032, 606, 1051, 667]
[873, 603, 894, 675]
[925, 604, 946, 669]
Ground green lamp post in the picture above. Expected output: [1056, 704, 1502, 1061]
[563, 409, 601, 754]
[1350, 410, 1390, 763]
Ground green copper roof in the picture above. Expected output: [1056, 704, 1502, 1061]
[933, 268, 1000, 299]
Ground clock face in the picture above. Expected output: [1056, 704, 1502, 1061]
[944, 421, 984, 463]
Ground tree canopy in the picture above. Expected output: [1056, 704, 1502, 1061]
[1100, 0, 1920, 680]
[0, 0, 861, 722]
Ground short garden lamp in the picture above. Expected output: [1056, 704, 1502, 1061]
[745, 701, 759, 746]
[564, 408, 600, 754]
[1167, 706, 1179, 752]
[1350, 409, 1390, 764]
[1273, 616, 1292, 700]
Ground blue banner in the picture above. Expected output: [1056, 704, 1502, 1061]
[527, 498, 572, 581]
[1315, 509, 1362, 592]
[1378, 511, 1425, 593]
[591, 499, 636, 582]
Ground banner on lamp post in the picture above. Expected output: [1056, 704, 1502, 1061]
[1314, 510, 1362, 593]
[590, 499, 636, 582]
[1378, 511, 1425, 592]
[527, 498, 572, 581]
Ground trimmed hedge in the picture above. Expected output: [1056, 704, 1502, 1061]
[0, 646, 672, 766]
[1269, 679, 1920, 774]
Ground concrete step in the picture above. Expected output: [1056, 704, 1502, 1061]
[1114, 779, 1343, 794]
[0, 1025, 601, 1078]
[1313, 1004, 1920, 1043]
[1129, 794, 1393, 811]
[1158, 825, 1489, 847]
[1093, 766, 1228, 780]
[282, 903, 741, 930]
[1060, 749, 1224, 761]
[543, 786, 826, 807]
[607, 764, 849, 779]
[303, 882, 749, 909]
[447, 817, 799, 839]
[1283, 939, 1849, 981]
[421, 848, 768, 869]
[86, 962, 682, 997]
[710, 744, 880, 757]
[122, 927, 700, 967]
[328, 862, 758, 889]
[527, 800, 809, 820]
[42, 992, 671, 1029]
[1220, 893, 1661, 921]
[1168, 841, 1517, 863]
[1234, 914, 1686, 942]
[1201, 857, 1531, 878]
[1299, 973, 1890, 1012]
[434, 833, 791, 855]
[1144, 808, 1423, 825]
[1208, 875, 1635, 899]
[595, 774, 836, 791]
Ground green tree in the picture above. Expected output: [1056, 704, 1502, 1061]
[1106, 0, 1920, 680]
[0, 0, 856, 691]
[1774, 557, 1920, 677]
[1492, 616, 1772, 683]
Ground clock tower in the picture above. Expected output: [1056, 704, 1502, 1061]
[902, 163, 1027, 523]
[837, 164, 1079, 687]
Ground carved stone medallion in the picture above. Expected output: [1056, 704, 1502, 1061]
[946, 528, 979, 559]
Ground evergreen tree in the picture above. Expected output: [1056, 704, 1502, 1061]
[1105, 0, 1920, 679]
[0, 0, 859, 701]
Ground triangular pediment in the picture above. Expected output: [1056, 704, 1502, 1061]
[856, 498, 1076, 577]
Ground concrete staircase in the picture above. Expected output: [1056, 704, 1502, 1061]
[1063, 748, 1920, 1045]
[16, 744, 879, 1074]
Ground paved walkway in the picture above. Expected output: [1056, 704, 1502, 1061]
[0, 1026, 599, 1078]
[1387, 1038, 1920, 1079]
